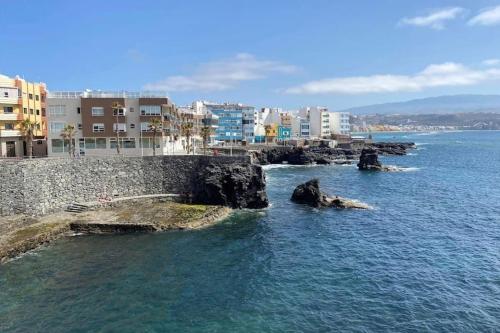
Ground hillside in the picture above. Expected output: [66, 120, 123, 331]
[343, 95, 500, 115]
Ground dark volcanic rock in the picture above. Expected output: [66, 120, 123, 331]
[368, 142, 416, 155]
[357, 148, 383, 171]
[291, 179, 326, 207]
[192, 163, 269, 209]
[291, 179, 369, 209]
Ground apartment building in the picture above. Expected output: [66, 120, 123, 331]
[204, 102, 255, 143]
[47, 91, 175, 156]
[299, 106, 350, 138]
[0, 74, 47, 157]
[329, 112, 351, 135]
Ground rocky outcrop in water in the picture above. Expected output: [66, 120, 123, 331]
[192, 163, 269, 209]
[291, 179, 369, 209]
[357, 148, 383, 171]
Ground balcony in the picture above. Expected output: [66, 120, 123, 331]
[0, 129, 22, 137]
[0, 113, 22, 121]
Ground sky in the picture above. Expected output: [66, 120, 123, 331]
[1, 0, 500, 110]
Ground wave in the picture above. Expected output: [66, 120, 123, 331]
[261, 164, 317, 170]
[384, 165, 420, 172]
[415, 132, 439, 136]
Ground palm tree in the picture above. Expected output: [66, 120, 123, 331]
[19, 119, 38, 158]
[264, 125, 272, 145]
[60, 124, 77, 157]
[112, 102, 123, 155]
[200, 125, 212, 155]
[181, 122, 194, 154]
[148, 118, 162, 156]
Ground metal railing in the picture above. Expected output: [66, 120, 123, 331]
[47, 91, 169, 99]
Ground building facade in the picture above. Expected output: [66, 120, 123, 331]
[329, 112, 351, 135]
[0, 74, 47, 157]
[47, 91, 176, 156]
[205, 103, 255, 143]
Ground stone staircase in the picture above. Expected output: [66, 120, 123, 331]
[65, 203, 90, 213]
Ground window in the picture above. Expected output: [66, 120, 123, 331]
[78, 124, 82, 130]
[129, 107, 134, 112]
[42, 108, 46, 117]
[3, 92, 8, 97]
[130, 124, 135, 129]
[29, 109, 33, 115]
[140, 105, 161, 116]
[41, 94, 45, 102]
[113, 123, 126, 132]
[36, 109, 40, 115]
[29, 93, 33, 100]
[109, 138, 119, 149]
[49, 122, 66, 133]
[36, 124, 41, 130]
[85, 138, 96, 149]
[96, 138, 106, 149]
[91, 107, 104, 116]
[110, 137, 136, 149]
[123, 138, 136, 148]
[35, 95, 39, 101]
[140, 138, 153, 148]
[52, 139, 64, 153]
[51, 139, 71, 153]
[77, 107, 81, 114]
[113, 108, 126, 116]
[141, 122, 156, 132]
[3, 106, 13, 113]
[48, 105, 66, 116]
[23, 108, 27, 114]
[93, 123, 105, 132]
[5, 123, 14, 130]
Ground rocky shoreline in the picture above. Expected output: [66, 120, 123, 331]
[251, 142, 415, 165]
[0, 199, 231, 263]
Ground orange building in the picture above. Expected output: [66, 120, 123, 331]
[0, 74, 47, 157]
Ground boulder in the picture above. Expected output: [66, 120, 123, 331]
[357, 148, 383, 171]
[291, 179, 369, 209]
[192, 163, 269, 209]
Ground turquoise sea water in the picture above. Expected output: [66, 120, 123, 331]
[1, 131, 500, 332]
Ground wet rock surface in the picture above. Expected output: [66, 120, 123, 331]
[291, 179, 369, 209]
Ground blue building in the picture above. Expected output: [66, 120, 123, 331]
[205, 103, 255, 142]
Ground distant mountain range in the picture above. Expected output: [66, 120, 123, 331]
[342, 94, 500, 115]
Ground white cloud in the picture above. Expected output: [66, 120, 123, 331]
[399, 7, 465, 29]
[144, 53, 297, 92]
[285, 62, 500, 95]
[483, 58, 500, 66]
[468, 5, 500, 26]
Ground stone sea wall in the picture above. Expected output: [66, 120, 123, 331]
[0, 155, 256, 217]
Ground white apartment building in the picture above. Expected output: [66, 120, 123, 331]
[329, 112, 351, 135]
[299, 106, 350, 138]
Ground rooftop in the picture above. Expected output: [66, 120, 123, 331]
[47, 90, 169, 99]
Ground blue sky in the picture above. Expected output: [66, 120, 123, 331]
[2, 0, 500, 110]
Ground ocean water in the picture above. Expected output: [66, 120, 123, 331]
[1, 131, 500, 332]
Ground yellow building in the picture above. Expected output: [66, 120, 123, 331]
[0, 74, 47, 157]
